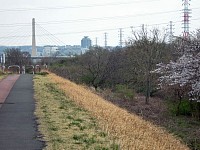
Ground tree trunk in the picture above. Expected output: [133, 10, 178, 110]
[176, 96, 182, 116]
[197, 102, 200, 120]
[145, 72, 151, 104]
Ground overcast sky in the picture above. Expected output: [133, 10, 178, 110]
[0, 0, 199, 46]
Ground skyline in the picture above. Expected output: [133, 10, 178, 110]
[0, 0, 199, 46]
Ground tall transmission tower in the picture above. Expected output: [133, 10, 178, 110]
[95, 37, 98, 46]
[119, 28, 123, 47]
[168, 21, 174, 43]
[104, 32, 108, 48]
[182, 0, 191, 39]
[32, 18, 37, 56]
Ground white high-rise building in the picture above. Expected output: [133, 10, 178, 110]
[43, 46, 59, 57]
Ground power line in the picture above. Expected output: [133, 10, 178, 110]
[0, 0, 160, 13]
[37, 9, 183, 25]
[0, 23, 30, 27]
[0, 17, 199, 40]
[0, 25, 31, 46]
[0, 7, 199, 28]
[0, 9, 186, 28]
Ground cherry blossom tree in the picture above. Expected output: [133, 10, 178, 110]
[153, 31, 200, 103]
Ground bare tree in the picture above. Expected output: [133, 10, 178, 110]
[79, 46, 111, 90]
[4, 48, 31, 71]
[128, 28, 168, 104]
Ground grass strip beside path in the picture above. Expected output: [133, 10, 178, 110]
[44, 72, 190, 150]
[0, 74, 7, 80]
[34, 75, 117, 150]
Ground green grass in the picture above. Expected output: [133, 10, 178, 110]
[164, 100, 200, 150]
[34, 75, 118, 150]
[166, 116, 200, 150]
[0, 71, 7, 80]
[115, 84, 135, 100]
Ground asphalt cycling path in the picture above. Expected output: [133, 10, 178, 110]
[0, 75, 20, 108]
[0, 74, 44, 150]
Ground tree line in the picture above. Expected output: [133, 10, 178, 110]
[50, 28, 200, 119]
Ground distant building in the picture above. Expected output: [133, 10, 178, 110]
[43, 45, 59, 57]
[81, 48, 90, 54]
[63, 45, 82, 56]
[81, 36, 92, 49]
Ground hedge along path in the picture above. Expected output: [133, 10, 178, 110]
[48, 72, 189, 150]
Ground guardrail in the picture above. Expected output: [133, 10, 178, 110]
[1, 64, 42, 74]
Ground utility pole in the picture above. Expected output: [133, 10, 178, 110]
[142, 24, 145, 32]
[104, 32, 108, 48]
[32, 18, 37, 56]
[119, 28, 123, 47]
[182, 0, 191, 39]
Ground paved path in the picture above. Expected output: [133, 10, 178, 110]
[0, 75, 20, 108]
[0, 74, 44, 150]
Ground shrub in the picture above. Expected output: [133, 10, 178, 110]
[115, 84, 135, 100]
[168, 100, 192, 116]
[0, 70, 4, 75]
[37, 71, 49, 76]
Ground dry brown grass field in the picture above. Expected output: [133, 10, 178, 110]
[34, 74, 117, 150]
[37, 72, 189, 150]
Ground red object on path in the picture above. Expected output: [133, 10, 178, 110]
[0, 75, 20, 108]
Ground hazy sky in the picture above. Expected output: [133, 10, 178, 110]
[0, 0, 199, 46]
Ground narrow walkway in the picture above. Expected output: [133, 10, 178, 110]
[0, 74, 44, 150]
[0, 74, 20, 108]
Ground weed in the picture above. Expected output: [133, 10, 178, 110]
[79, 125, 87, 131]
[49, 126, 58, 131]
[52, 138, 63, 143]
[36, 71, 49, 76]
[59, 106, 64, 109]
[73, 134, 83, 141]
[83, 136, 96, 145]
[99, 132, 107, 138]
[110, 143, 120, 150]
[94, 146, 109, 150]
[66, 115, 74, 120]
[75, 118, 84, 122]
[69, 120, 81, 127]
